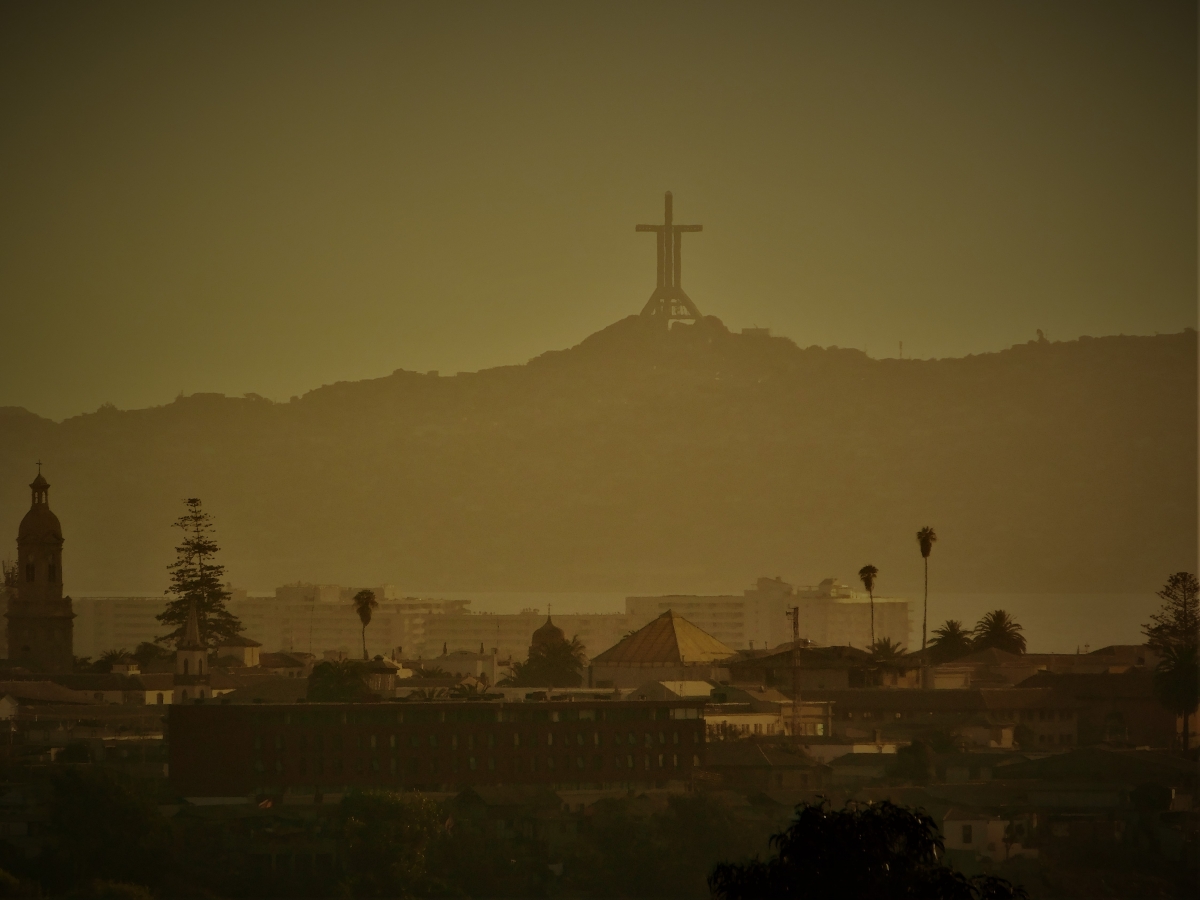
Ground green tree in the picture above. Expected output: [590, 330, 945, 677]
[37, 769, 170, 895]
[888, 740, 936, 785]
[709, 800, 1027, 900]
[1152, 645, 1198, 752]
[156, 498, 242, 650]
[507, 635, 586, 687]
[93, 649, 129, 674]
[335, 790, 444, 898]
[870, 637, 906, 664]
[132, 641, 172, 670]
[1143, 573, 1199, 751]
[858, 564, 879, 648]
[928, 619, 974, 662]
[353, 589, 379, 660]
[414, 665, 449, 678]
[916, 527, 937, 653]
[308, 659, 374, 702]
[1143, 572, 1199, 656]
[972, 610, 1026, 654]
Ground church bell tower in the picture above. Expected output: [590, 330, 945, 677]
[7, 469, 75, 672]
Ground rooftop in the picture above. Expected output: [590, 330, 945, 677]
[591, 611, 734, 666]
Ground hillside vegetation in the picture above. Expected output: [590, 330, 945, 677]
[0, 316, 1194, 595]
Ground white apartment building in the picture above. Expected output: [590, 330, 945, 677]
[72, 585, 471, 661]
[626, 577, 910, 652]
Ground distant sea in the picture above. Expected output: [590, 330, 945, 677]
[417, 591, 1161, 655]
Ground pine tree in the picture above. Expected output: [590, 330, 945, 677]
[1143, 572, 1199, 751]
[156, 498, 242, 650]
[1143, 572, 1199, 657]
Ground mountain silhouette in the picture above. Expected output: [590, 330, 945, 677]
[1, 316, 1195, 596]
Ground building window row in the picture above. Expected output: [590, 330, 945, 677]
[253, 751, 699, 778]
[256, 728, 700, 753]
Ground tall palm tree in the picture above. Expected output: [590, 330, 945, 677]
[928, 620, 973, 662]
[972, 609, 1027, 654]
[353, 589, 379, 660]
[858, 565, 879, 648]
[916, 527, 937, 653]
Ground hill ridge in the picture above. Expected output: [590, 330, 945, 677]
[0, 318, 1194, 597]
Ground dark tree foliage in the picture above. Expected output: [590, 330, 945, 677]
[335, 790, 444, 898]
[308, 659, 375, 702]
[1143, 573, 1200, 751]
[37, 769, 170, 895]
[1153, 644, 1199, 752]
[917, 526, 937, 652]
[565, 794, 762, 899]
[414, 665, 450, 678]
[132, 641, 172, 669]
[888, 740, 937, 785]
[709, 800, 1028, 900]
[508, 635, 586, 687]
[1144, 572, 1199, 656]
[929, 619, 975, 662]
[870, 637, 906, 665]
[353, 589, 379, 660]
[972, 610, 1027, 654]
[60, 881, 156, 900]
[859, 564, 879, 647]
[157, 498, 242, 649]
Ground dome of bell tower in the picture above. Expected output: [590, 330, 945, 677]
[531, 614, 565, 649]
[18, 472, 62, 543]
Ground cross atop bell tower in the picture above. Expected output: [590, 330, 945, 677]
[636, 191, 703, 324]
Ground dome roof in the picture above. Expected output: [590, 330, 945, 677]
[18, 503, 61, 543]
[19, 471, 61, 543]
[531, 615, 566, 648]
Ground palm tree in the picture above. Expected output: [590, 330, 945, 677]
[1153, 645, 1199, 752]
[415, 665, 450, 679]
[870, 637, 906, 664]
[972, 610, 1026, 654]
[916, 527, 937, 653]
[858, 565, 879, 648]
[928, 620, 973, 662]
[352, 589, 379, 660]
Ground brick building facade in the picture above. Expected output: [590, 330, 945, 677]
[170, 699, 706, 800]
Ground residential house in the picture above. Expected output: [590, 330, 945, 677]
[796, 688, 1078, 749]
[217, 634, 263, 668]
[702, 741, 830, 792]
[1016, 670, 1178, 748]
[728, 644, 919, 691]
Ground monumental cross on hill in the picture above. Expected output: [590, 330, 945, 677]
[636, 191, 703, 324]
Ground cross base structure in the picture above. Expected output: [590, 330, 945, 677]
[636, 191, 703, 324]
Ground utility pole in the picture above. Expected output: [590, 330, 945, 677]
[786, 606, 801, 739]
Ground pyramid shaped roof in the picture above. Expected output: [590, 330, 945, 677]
[592, 611, 734, 666]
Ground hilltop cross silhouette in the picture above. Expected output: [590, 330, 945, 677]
[636, 191, 703, 324]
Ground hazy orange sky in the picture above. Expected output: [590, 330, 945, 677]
[1, 1, 1194, 421]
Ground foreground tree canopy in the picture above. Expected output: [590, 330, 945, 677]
[709, 800, 1027, 900]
